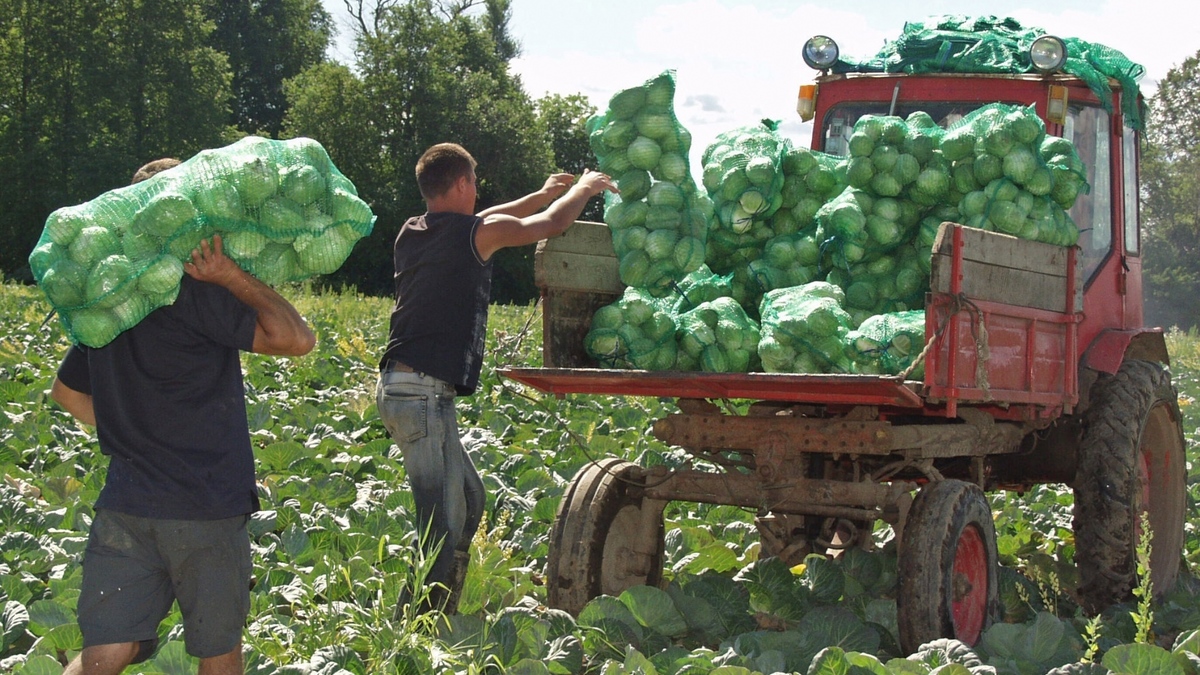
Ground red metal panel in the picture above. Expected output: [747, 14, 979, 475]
[926, 295, 1077, 412]
[1083, 329, 1140, 374]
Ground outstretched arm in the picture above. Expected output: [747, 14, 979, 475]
[183, 235, 317, 356]
[474, 170, 617, 262]
[477, 173, 576, 219]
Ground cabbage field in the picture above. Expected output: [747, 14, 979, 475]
[3, 281, 1200, 674]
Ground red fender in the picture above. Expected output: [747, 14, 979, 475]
[1082, 328, 1170, 375]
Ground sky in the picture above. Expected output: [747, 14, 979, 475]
[321, 0, 1200, 171]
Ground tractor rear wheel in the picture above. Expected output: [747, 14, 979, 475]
[546, 458, 666, 615]
[898, 479, 999, 654]
[1074, 359, 1186, 614]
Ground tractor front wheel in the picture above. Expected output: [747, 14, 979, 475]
[898, 479, 999, 654]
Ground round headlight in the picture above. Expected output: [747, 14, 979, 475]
[1030, 35, 1067, 74]
[803, 36, 840, 71]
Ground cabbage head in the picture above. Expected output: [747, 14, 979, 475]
[134, 192, 199, 238]
[138, 255, 185, 295]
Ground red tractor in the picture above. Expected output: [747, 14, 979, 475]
[502, 32, 1186, 653]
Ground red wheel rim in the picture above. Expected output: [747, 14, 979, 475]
[951, 524, 988, 644]
[1136, 450, 1151, 544]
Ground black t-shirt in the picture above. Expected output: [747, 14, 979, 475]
[56, 276, 258, 520]
[380, 212, 493, 396]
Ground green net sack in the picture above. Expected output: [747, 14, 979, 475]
[670, 264, 734, 315]
[947, 104, 1085, 247]
[700, 121, 838, 277]
[825, 245, 928, 328]
[844, 310, 926, 377]
[28, 136, 375, 347]
[757, 282, 854, 374]
[701, 120, 787, 231]
[592, 71, 710, 295]
[773, 143, 846, 235]
[822, 113, 952, 269]
[832, 15, 1146, 130]
[584, 287, 678, 370]
[745, 232, 823, 304]
[675, 297, 760, 373]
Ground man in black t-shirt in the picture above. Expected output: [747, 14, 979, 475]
[51, 159, 316, 675]
[378, 143, 615, 613]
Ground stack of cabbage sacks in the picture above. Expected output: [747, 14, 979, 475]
[591, 71, 710, 296]
[943, 103, 1085, 246]
[583, 286, 678, 370]
[28, 136, 375, 347]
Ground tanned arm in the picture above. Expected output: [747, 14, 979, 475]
[183, 235, 317, 356]
[476, 173, 576, 220]
[474, 170, 617, 262]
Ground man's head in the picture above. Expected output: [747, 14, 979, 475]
[131, 158, 182, 185]
[415, 144, 477, 206]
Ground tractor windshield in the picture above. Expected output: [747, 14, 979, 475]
[821, 101, 1112, 284]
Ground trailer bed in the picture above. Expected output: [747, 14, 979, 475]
[499, 367, 925, 407]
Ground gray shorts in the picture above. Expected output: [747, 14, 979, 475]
[77, 509, 252, 659]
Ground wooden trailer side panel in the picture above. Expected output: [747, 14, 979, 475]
[534, 222, 621, 368]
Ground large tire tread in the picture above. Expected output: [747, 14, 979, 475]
[1074, 359, 1184, 614]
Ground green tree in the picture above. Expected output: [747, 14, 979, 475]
[207, 0, 332, 138]
[536, 93, 603, 222]
[1141, 49, 1200, 329]
[285, 0, 555, 300]
[0, 0, 234, 281]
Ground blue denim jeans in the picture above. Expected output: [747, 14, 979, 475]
[376, 370, 484, 588]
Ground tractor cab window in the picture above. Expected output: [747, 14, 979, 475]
[1062, 105, 1112, 282]
[1123, 125, 1139, 255]
[821, 102, 992, 155]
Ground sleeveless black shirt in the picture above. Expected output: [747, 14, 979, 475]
[380, 212, 493, 395]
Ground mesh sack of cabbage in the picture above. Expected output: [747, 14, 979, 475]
[757, 282, 855, 374]
[670, 264, 734, 315]
[823, 113, 950, 267]
[814, 186, 923, 270]
[701, 120, 789, 235]
[825, 244, 928, 328]
[28, 136, 374, 348]
[675, 297, 761, 373]
[844, 310, 926, 377]
[584, 287, 678, 370]
[704, 142, 842, 280]
[744, 232, 824, 307]
[943, 103, 1086, 246]
[590, 71, 709, 295]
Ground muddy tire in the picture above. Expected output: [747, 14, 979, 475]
[898, 479, 999, 654]
[1074, 359, 1186, 614]
[546, 458, 666, 615]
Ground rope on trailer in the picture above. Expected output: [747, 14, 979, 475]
[897, 293, 991, 401]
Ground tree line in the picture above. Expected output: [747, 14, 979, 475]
[1, 1, 1197, 318]
[0, 0, 598, 301]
